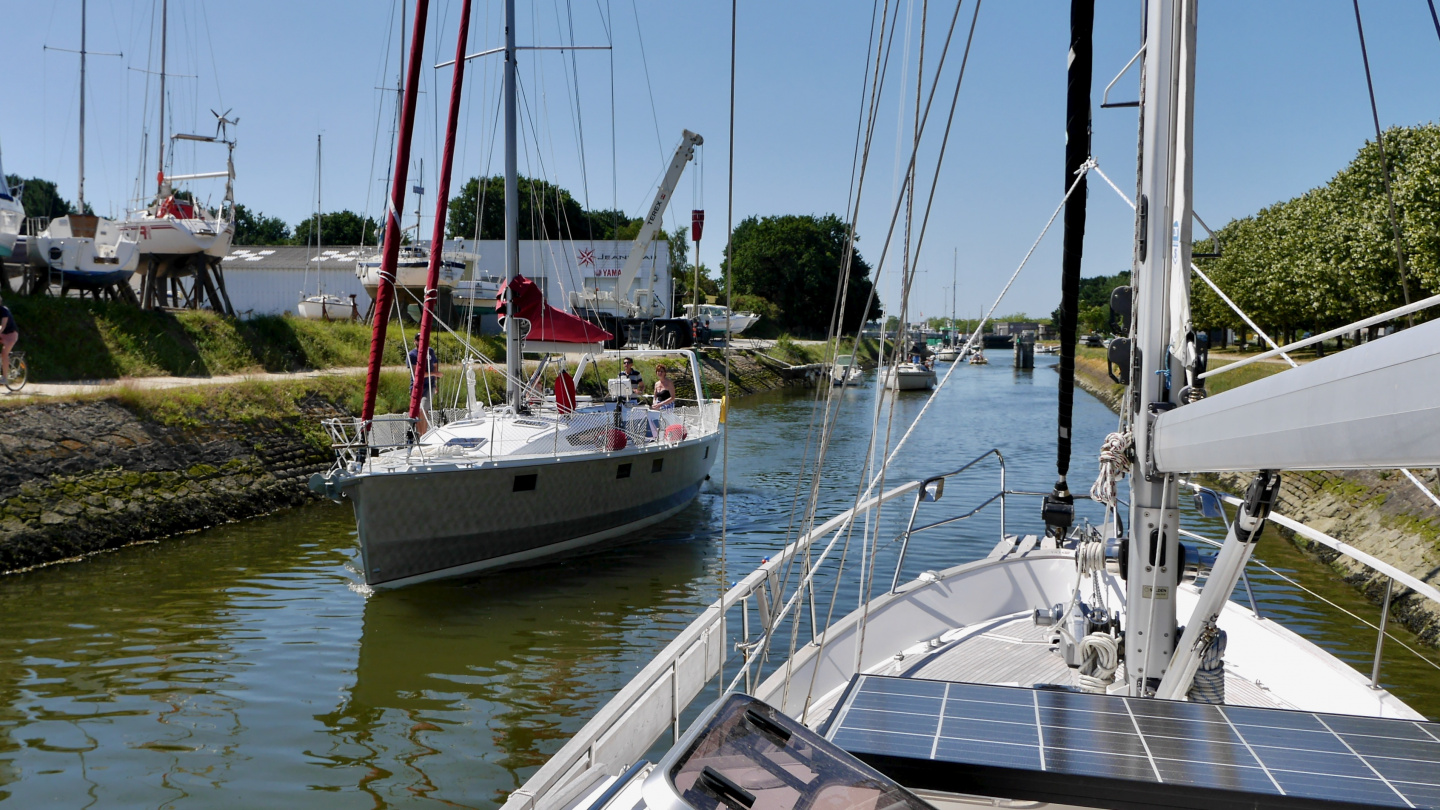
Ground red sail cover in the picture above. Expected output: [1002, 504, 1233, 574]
[496, 274, 614, 344]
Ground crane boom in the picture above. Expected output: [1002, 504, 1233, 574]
[610, 129, 702, 314]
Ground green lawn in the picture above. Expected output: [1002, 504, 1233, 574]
[3, 296, 504, 382]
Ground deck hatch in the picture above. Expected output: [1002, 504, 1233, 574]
[823, 674, 1440, 810]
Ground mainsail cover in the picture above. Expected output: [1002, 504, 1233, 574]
[497, 275, 614, 347]
[1152, 319, 1440, 472]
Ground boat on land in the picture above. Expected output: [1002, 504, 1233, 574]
[355, 244, 463, 305]
[25, 0, 139, 290]
[296, 135, 360, 321]
[0, 149, 21, 259]
[310, 0, 721, 589]
[119, 0, 237, 313]
[502, 3, 1440, 810]
[681, 302, 761, 336]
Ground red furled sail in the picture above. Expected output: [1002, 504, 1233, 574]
[496, 275, 614, 345]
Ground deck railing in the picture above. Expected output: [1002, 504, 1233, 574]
[1180, 479, 1440, 691]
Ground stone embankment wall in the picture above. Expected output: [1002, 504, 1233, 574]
[1070, 355, 1440, 647]
[0, 396, 341, 573]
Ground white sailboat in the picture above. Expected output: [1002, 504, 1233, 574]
[501, 4, 1440, 810]
[26, 0, 139, 291]
[310, 0, 722, 589]
[120, 0, 236, 312]
[0, 146, 21, 260]
[297, 135, 358, 321]
[933, 248, 963, 361]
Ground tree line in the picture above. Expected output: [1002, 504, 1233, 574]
[1190, 123, 1439, 343]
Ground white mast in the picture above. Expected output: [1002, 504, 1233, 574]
[1123, 0, 1194, 696]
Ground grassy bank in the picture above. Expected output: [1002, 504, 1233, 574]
[1073, 345, 1286, 409]
[4, 296, 504, 382]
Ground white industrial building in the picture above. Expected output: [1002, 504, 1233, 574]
[216, 239, 671, 322]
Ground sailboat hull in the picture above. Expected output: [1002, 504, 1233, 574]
[346, 433, 719, 587]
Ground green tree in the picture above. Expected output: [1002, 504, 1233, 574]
[292, 209, 380, 247]
[232, 203, 291, 245]
[447, 175, 618, 241]
[6, 176, 79, 222]
[724, 214, 880, 335]
[1051, 271, 1129, 335]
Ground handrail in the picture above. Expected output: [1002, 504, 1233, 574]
[501, 477, 922, 810]
[890, 449, 1006, 592]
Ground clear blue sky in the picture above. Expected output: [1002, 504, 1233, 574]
[3, 0, 1438, 320]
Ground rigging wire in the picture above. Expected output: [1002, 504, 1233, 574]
[1351, 0, 1414, 327]
[718, 0, 737, 698]
[1088, 163, 1298, 368]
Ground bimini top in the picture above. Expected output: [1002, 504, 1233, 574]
[497, 274, 614, 347]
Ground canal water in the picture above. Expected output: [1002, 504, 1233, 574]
[1, 357, 1435, 807]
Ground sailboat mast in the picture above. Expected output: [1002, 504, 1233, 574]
[1123, 0, 1195, 696]
[504, 0, 521, 410]
[317, 134, 323, 261]
[408, 0, 474, 421]
[950, 247, 957, 332]
[359, 0, 431, 424]
[156, 0, 167, 194]
[79, 0, 87, 211]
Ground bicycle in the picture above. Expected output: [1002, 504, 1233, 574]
[3, 351, 28, 392]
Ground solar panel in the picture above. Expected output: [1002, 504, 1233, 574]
[823, 675, 1440, 810]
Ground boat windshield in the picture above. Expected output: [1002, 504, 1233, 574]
[666, 695, 932, 810]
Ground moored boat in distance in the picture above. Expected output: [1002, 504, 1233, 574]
[830, 353, 863, 385]
[881, 360, 935, 390]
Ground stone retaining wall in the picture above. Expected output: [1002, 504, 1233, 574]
[0, 396, 341, 572]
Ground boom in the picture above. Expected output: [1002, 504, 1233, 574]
[610, 129, 702, 315]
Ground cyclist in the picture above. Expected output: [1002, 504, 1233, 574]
[0, 295, 16, 383]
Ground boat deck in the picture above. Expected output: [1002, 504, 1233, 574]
[901, 615, 1291, 711]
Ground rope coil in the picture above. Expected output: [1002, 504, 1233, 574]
[1090, 430, 1132, 508]
[1077, 633, 1119, 693]
[1188, 627, 1227, 704]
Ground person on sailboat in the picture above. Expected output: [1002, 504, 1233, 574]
[622, 357, 644, 399]
[653, 364, 676, 410]
[0, 296, 16, 383]
[408, 344, 441, 433]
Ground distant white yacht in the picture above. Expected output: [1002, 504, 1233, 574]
[681, 302, 761, 335]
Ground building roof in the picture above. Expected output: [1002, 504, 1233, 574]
[221, 245, 371, 271]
